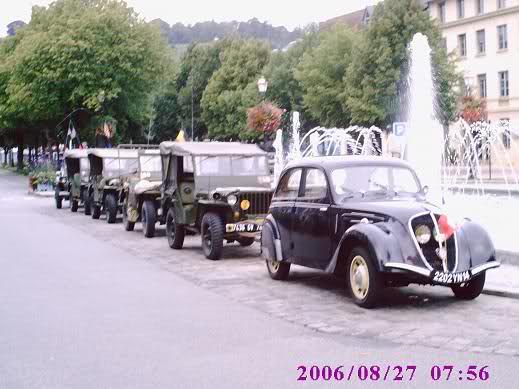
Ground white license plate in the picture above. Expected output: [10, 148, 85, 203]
[226, 223, 262, 233]
[432, 270, 471, 284]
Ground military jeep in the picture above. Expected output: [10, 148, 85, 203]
[121, 147, 163, 237]
[55, 149, 90, 212]
[159, 141, 273, 260]
[86, 148, 138, 223]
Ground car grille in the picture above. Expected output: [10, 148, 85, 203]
[410, 213, 457, 272]
[238, 191, 273, 216]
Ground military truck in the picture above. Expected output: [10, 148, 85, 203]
[121, 147, 163, 237]
[87, 148, 138, 223]
[159, 141, 273, 260]
[55, 149, 90, 212]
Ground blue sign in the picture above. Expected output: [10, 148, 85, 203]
[393, 122, 407, 137]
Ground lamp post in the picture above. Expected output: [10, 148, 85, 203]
[257, 76, 268, 98]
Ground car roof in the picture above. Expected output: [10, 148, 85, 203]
[87, 148, 139, 158]
[159, 141, 267, 157]
[284, 155, 414, 171]
[63, 149, 88, 159]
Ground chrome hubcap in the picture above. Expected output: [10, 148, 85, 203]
[268, 259, 280, 272]
[350, 255, 369, 300]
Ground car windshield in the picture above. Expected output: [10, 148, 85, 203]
[330, 165, 420, 200]
[103, 158, 138, 176]
[195, 156, 268, 176]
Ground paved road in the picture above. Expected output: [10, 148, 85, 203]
[0, 169, 518, 389]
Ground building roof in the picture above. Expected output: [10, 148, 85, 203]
[159, 141, 267, 156]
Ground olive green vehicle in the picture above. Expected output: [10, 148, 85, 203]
[55, 149, 90, 212]
[159, 141, 274, 260]
[86, 148, 139, 223]
[121, 147, 164, 237]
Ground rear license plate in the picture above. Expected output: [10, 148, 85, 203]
[432, 270, 471, 284]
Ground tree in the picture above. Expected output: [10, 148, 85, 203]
[344, 0, 460, 127]
[151, 79, 182, 141]
[295, 25, 357, 127]
[460, 94, 487, 124]
[201, 39, 270, 140]
[1, 0, 174, 149]
[247, 102, 284, 134]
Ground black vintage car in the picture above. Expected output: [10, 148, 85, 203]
[261, 156, 499, 308]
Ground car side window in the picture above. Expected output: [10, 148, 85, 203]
[274, 169, 302, 199]
[302, 168, 328, 200]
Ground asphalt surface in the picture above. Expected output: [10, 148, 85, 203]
[0, 169, 518, 389]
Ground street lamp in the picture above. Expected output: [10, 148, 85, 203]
[257, 76, 268, 96]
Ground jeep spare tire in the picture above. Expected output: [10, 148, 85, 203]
[201, 213, 224, 261]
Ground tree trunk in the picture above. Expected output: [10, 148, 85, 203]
[16, 129, 24, 170]
[3, 148, 8, 165]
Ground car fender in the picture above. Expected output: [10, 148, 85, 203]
[328, 220, 411, 273]
[261, 216, 283, 262]
[456, 220, 496, 271]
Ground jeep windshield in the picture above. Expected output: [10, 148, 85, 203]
[103, 158, 138, 177]
[195, 156, 268, 176]
[139, 155, 162, 179]
[331, 165, 420, 200]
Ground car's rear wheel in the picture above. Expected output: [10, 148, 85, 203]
[347, 247, 382, 308]
[142, 200, 156, 238]
[70, 199, 78, 212]
[122, 200, 135, 231]
[84, 192, 92, 215]
[237, 237, 255, 247]
[201, 213, 224, 260]
[451, 273, 485, 300]
[266, 258, 290, 280]
[105, 193, 117, 224]
[166, 208, 184, 249]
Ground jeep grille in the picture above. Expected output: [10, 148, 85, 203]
[238, 191, 273, 216]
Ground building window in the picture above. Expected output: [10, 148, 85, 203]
[500, 119, 511, 148]
[476, 0, 484, 14]
[458, 34, 467, 57]
[476, 30, 485, 54]
[498, 0, 506, 9]
[457, 0, 465, 18]
[499, 71, 509, 97]
[439, 2, 446, 22]
[497, 25, 508, 49]
[478, 74, 487, 98]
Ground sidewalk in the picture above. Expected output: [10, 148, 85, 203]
[484, 264, 519, 299]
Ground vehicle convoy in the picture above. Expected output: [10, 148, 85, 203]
[122, 147, 163, 237]
[55, 149, 90, 212]
[159, 141, 273, 260]
[87, 148, 138, 223]
[261, 156, 500, 308]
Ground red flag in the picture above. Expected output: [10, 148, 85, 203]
[438, 215, 455, 239]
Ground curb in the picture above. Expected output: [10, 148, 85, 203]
[482, 287, 519, 300]
[496, 250, 519, 266]
[27, 191, 54, 198]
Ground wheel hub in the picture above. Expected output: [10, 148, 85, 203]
[350, 255, 369, 300]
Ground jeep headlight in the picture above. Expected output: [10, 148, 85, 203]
[227, 194, 238, 206]
[414, 224, 431, 244]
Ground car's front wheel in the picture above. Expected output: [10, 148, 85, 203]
[142, 200, 156, 238]
[201, 213, 224, 260]
[266, 258, 290, 280]
[55, 191, 62, 209]
[451, 273, 485, 300]
[166, 208, 184, 249]
[70, 199, 78, 212]
[347, 247, 382, 308]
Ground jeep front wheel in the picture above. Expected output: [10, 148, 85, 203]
[105, 193, 117, 224]
[166, 208, 185, 249]
[55, 188, 62, 209]
[201, 213, 224, 260]
[142, 200, 156, 238]
[70, 199, 78, 212]
[84, 192, 92, 215]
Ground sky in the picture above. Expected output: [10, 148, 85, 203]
[1, 0, 381, 36]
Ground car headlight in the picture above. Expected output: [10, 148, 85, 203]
[414, 224, 431, 244]
[227, 194, 238, 206]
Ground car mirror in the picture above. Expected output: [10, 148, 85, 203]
[421, 185, 429, 195]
